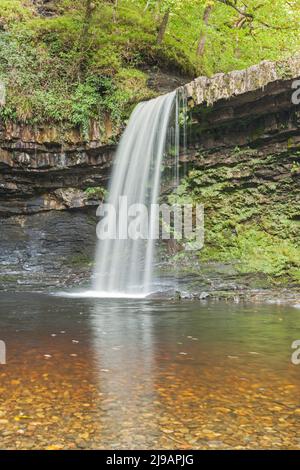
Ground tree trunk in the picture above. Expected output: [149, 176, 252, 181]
[157, 9, 170, 44]
[113, 0, 118, 23]
[77, 0, 94, 77]
[197, 4, 213, 56]
[81, 0, 94, 45]
[144, 0, 151, 12]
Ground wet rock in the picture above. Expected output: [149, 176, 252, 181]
[0, 208, 96, 291]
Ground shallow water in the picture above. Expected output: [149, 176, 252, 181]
[0, 292, 300, 449]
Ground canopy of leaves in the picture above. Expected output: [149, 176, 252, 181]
[0, 0, 299, 131]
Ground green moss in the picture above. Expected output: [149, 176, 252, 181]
[0, 2, 195, 131]
[67, 253, 92, 267]
[84, 186, 107, 200]
[1, 0, 300, 132]
[0, 274, 19, 284]
[201, 227, 300, 279]
[169, 149, 300, 284]
[275, 62, 294, 80]
[291, 161, 300, 174]
[0, 0, 34, 27]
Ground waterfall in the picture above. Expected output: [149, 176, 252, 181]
[93, 91, 176, 297]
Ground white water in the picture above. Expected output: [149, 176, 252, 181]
[93, 91, 176, 297]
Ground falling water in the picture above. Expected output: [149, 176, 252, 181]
[93, 91, 177, 297]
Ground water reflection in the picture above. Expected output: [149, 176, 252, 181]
[0, 293, 300, 449]
[90, 300, 158, 447]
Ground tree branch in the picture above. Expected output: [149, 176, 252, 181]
[197, 4, 213, 56]
[216, 0, 298, 31]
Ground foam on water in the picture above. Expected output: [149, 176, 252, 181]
[55, 290, 150, 299]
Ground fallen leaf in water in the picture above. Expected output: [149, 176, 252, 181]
[45, 445, 64, 450]
[11, 380, 21, 386]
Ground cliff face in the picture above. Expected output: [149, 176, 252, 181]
[0, 121, 115, 217]
[175, 57, 300, 284]
[0, 121, 116, 289]
[0, 57, 300, 289]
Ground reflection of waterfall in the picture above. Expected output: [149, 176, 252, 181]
[93, 92, 176, 297]
[90, 300, 157, 448]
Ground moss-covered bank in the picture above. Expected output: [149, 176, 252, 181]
[169, 146, 300, 284]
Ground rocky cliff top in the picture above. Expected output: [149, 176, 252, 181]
[184, 55, 300, 106]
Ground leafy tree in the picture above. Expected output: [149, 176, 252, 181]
[0, 0, 299, 129]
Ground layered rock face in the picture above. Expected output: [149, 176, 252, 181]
[184, 57, 300, 159]
[182, 58, 300, 208]
[0, 121, 115, 287]
[0, 121, 115, 217]
[174, 57, 300, 284]
[0, 57, 299, 288]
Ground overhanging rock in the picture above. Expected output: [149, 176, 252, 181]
[178, 56, 300, 163]
[184, 56, 300, 107]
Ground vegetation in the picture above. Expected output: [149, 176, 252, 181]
[84, 186, 107, 199]
[168, 155, 300, 283]
[0, 0, 299, 131]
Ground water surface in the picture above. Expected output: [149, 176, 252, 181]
[0, 293, 299, 449]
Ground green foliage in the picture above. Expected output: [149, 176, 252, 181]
[0, 0, 300, 130]
[67, 252, 92, 267]
[70, 82, 99, 135]
[291, 161, 300, 174]
[169, 154, 300, 283]
[0, 2, 154, 129]
[202, 227, 300, 280]
[0, 0, 34, 28]
[94, 69, 154, 125]
[84, 186, 107, 199]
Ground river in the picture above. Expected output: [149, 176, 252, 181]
[0, 292, 299, 449]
